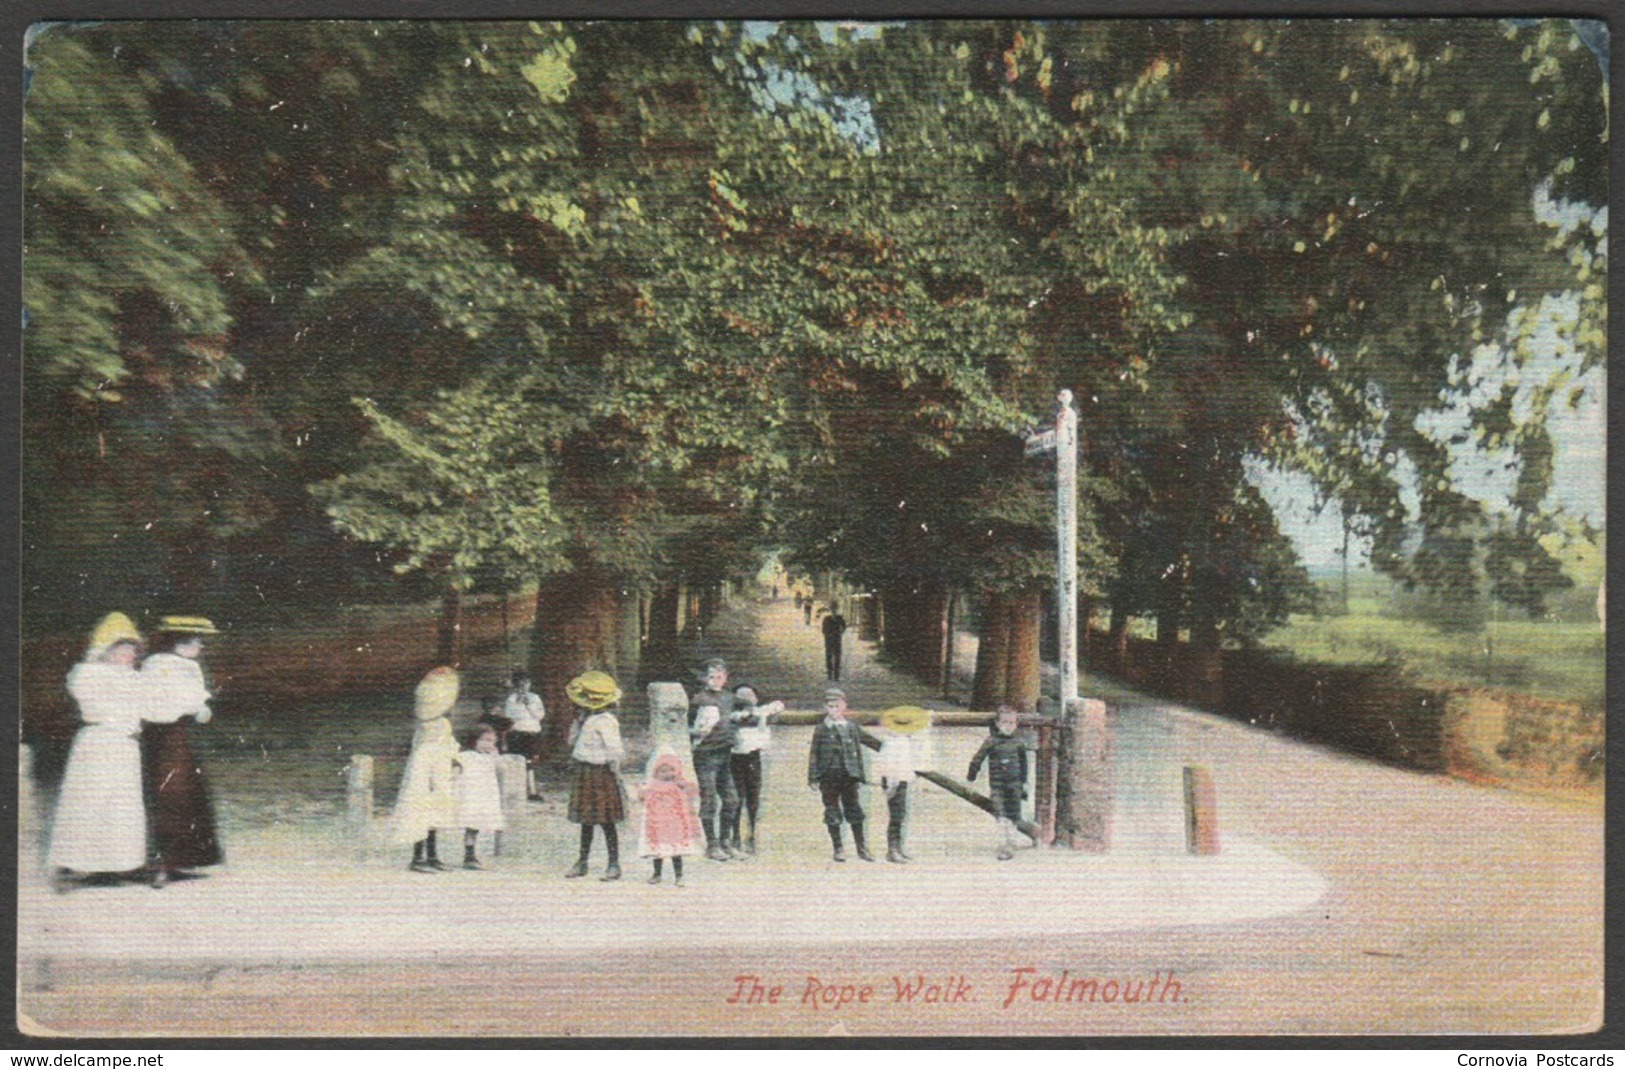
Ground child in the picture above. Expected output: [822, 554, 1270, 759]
[807, 686, 873, 862]
[504, 671, 546, 800]
[876, 705, 931, 864]
[391, 666, 462, 873]
[455, 724, 505, 869]
[726, 683, 784, 856]
[564, 670, 625, 881]
[477, 696, 514, 755]
[967, 705, 1029, 861]
[637, 749, 701, 886]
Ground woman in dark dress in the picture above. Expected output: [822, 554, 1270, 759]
[140, 615, 224, 886]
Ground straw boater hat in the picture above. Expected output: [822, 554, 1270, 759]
[880, 705, 932, 735]
[414, 666, 460, 721]
[156, 615, 220, 635]
[566, 670, 621, 711]
[86, 612, 142, 659]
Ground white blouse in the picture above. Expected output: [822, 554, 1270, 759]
[570, 711, 624, 766]
[141, 652, 212, 724]
[504, 690, 545, 733]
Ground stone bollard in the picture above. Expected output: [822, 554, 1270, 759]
[1183, 764, 1220, 855]
[346, 755, 374, 851]
[19, 744, 36, 861]
[647, 681, 697, 781]
[498, 753, 529, 813]
[1058, 697, 1113, 853]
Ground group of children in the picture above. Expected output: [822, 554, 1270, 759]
[389, 663, 1036, 883]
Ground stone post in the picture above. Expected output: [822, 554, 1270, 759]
[647, 681, 696, 781]
[346, 754, 374, 849]
[498, 753, 529, 813]
[1056, 697, 1113, 852]
[19, 744, 36, 861]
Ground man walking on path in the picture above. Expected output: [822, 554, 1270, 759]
[688, 657, 742, 861]
[821, 604, 847, 680]
[807, 687, 874, 862]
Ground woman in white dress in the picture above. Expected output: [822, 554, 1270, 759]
[46, 613, 151, 890]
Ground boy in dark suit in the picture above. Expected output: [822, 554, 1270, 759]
[807, 687, 873, 862]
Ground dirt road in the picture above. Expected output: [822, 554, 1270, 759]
[16, 597, 1602, 1037]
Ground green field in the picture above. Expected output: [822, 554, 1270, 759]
[1263, 608, 1605, 705]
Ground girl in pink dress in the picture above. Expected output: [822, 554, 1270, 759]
[637, 749, 701, 886]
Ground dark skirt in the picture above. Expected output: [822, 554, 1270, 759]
[567, 761, 625, 825]
[505, 730, 543, 763]
[141, 721, 224, 870]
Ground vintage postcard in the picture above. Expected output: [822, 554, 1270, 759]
[12, 13, 1607, 1040]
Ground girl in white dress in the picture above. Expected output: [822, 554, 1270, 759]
[454, 724, 505, 869]
[47, 613, 150, 889]
[391, 666, 462, 873]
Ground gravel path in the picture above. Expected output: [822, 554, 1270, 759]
[16, 595, 1601, 1037]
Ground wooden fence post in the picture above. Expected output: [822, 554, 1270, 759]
[1183, 764, 1220, 854]
[1033, 723, 1058, 846]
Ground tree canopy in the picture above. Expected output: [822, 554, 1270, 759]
[23, 18, 1605, 666]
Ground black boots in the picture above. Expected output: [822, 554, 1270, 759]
[828, 824, 846, 862]
[852, 821, 876, 862]
[886, 828, 909, 864]
[410, 835, 445, 873]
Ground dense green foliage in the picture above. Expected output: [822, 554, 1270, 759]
[23, 19, 1604, 668]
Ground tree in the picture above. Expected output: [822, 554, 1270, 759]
[23, 28, 275, 624]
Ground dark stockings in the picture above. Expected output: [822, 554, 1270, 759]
[411, 829, 440, 863]
[577, 822, 619, 864]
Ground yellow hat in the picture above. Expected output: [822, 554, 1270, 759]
[566, 670, 621, 711]
[157, 615, 220, 635]
[881, 705, 932, 735]
[414, 666, 460, 721]
[87, 612, 143, 659]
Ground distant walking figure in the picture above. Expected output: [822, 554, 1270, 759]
[821, 606, 847, 680]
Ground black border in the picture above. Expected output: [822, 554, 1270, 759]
[1, 0, 1616, 1051]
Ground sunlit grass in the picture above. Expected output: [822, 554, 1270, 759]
[1263, 612, 1605, 704]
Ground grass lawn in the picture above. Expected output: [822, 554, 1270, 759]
[1262, 611, 1605, 705]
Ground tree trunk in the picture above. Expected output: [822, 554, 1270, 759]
[1108, 603, 1130, 678]
[1003, 586, 1042, 713]
[1078, 594, 1096, 680]
[1188, 611, 1223, 708]
[881, 582, 947, 683]
[616, 588, 643, 690]
[643, 582, 681, 685]
[436, 583, 464, 667]
[532, 565, 621, 756]
[971, 594, 1009, 712]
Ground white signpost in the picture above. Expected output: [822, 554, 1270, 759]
[1025, 389, 1080, 703]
